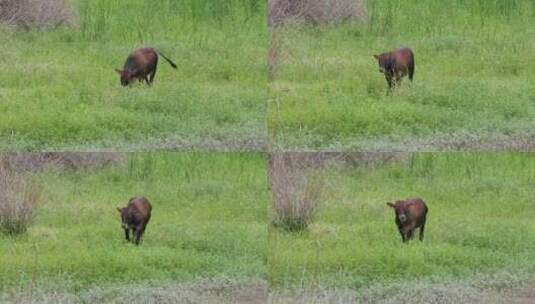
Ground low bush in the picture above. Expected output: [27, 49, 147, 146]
[0, 156, 42, 235]
[269, 153, 324, 232]
[268, 0, 366, 26]
[0, 0, 75, 30]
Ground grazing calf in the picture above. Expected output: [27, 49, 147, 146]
[117, 196, 152, 245]
[373, 47, 414, 90]
[115, 47, 177, 86]
[386, 198, 427, 243]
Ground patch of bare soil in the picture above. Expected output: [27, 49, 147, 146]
[342, 132, 535, 152]
[231, 285, 267, 304]
[92, 135, 267, 152]
[514, 288, 535, 304]
[268, 274, 534, 304]
[1, 279, 267, 304]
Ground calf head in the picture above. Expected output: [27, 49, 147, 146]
[373, 54, 394, 76]
[116, 207, 130, 229]
[115, 69, 132, 86]
[386, 201, 408, 225]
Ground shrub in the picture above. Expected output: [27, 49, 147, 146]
[2, 153, 126, 172]
[269, 153, 324, 232]
[0, 0, 75, 30]
[268, 0, 366, 26]
[0, 156, 42, 235]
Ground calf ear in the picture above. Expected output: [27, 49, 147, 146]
[115, 68, 122, 74]
[386, 202, 395, 208]
[117, 207, 122, 213]
[373, 54, 379, 60]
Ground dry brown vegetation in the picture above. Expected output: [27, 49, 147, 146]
[269, 153, 325, 231]
[271, 152, 406, 169]
[268, 0, 366, 26]
[0, 0, 75, 30]
[1, 153, 126, 172]
[0, 155, 42, 235]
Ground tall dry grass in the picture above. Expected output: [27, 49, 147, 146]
[1, 153, 126, 172]
[268, 0, 366, 26]
[0, 156, 42, 235]
[269, 153, 325, 231]
[0, 0, 75, 30]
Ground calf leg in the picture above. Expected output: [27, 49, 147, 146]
[398, 228, 407, 242]
[134, 226, 145, 245]
[386, 75, 393, 91]
[406, 229, 414, 241]
[419, 223, 425, 241]
[149, 67, 157, 84]
[134, 229, 141, 245]
[124, 228, 130, 242]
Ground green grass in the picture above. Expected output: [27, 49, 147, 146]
[0, 153, 267, 296]
[268, 0, 535, 150]
[269, 153, 535, 295]
[0, 0, 266, 151]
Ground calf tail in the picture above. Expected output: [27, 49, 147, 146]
[156, 50, 177, 69]
[408, 53, 415, 81]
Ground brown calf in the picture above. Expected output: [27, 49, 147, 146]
[373, 47, 414, 90]
[386, 197, 427, 243]
[115, 47, 177, 86]
[117, 196, 152, 245]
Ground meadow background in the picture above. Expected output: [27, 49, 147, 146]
[269, 153, 535, 302]
[268, 0, 535, 151]
[0, 0, 266, 151]
[0, 153, 267, 302]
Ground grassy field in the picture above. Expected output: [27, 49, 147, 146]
[269, 153, 535, 302]
[268, 0, 535, 151]
[0, 153, 267, 302]
[0, 0, 266, 151]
